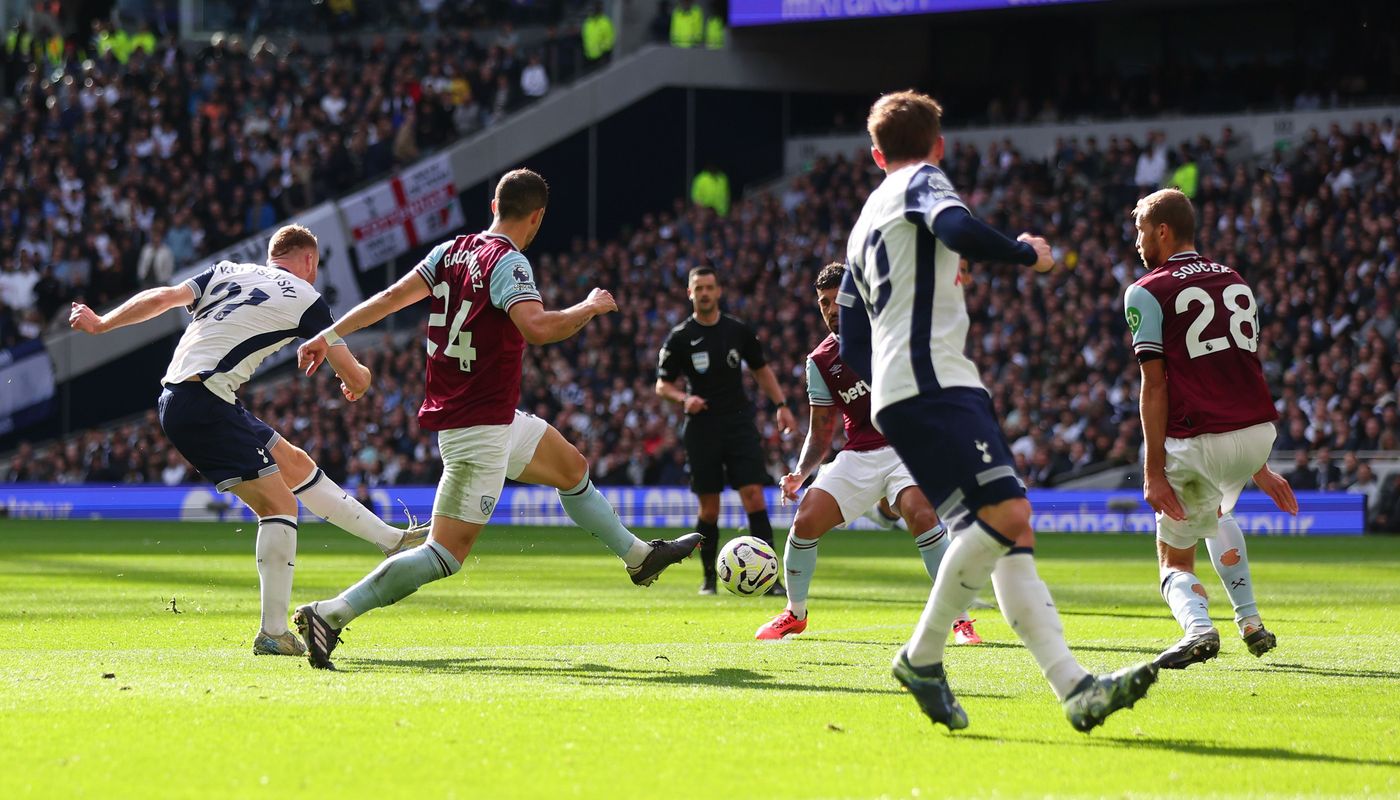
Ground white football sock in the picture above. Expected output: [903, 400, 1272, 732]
[292, 468, 401, 551]
[991, 551, 1089, 701]
[905, 521, 1009, 668]
[1206, 512, 1261, 631]
[1161, 570, 1214, 635]
[256, 515, 298, 635]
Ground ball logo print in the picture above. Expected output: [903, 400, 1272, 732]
[716, 536, 779, 596]
[727, 348, 741, 368]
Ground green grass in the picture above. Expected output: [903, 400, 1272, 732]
[1, 521, 1397, 799]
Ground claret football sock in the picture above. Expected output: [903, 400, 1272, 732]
[292, 468, 401, 551]
[1207, 512, 1260, 630]
[905, 520, 1009, 668]
[991, 550, 1090, 701]
[747, 510, 775, 546]
[1161, 569, 1214, 635]
[913, 523, 950, 583]
[697, 518, 720, 577]
[783, 532, 821, 618]
[316, 540, 462, 628]
[256, 515, 298, 636]
[558, 472, 651, 568]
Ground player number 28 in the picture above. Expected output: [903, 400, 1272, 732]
[426, 282, 479, 371]
[1175, 284, 1259, 359]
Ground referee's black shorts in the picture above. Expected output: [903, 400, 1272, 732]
[681, 412, 769, 494]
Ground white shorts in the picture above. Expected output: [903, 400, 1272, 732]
[809, 446, 919, 526]
[434, 411, 551, 524]
[1157, 422, 1276, 550]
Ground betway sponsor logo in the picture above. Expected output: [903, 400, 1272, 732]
[839, 381, 872, 404]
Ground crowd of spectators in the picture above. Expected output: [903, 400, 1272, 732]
[5, 106, 1400, 525]
[0, 12, 602, 348]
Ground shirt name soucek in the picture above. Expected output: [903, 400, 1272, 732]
[1169, 261, 1235, 281]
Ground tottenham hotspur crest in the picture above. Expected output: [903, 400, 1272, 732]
[975, 441, 992, 464]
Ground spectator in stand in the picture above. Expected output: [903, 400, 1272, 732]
[1287, 449, 1318, 490]
[520, 54, 550, 102]
[705, 1, 727, 49]
[137, 227, 175, 288]
[671, 0, 704, 48]
[690, 163, 730, 216]
[1347, 462, 1381, 523]
[1314, 447, 1343, 491]
[581, 4, 615, 71]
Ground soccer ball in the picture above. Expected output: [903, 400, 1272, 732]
[716, 536, 779, 597]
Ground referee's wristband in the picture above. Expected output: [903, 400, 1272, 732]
[318, 327, 345, 346]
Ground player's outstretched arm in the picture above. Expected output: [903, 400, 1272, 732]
[323, 344, 373, 402]
[299, 272, 430, 376]
[1139, 359, 1186, 521]
[931, 207, 1050, 271]
[782, 404, 836, 501]
[68, 285, 195, 335]
[507, 289, 615, 345]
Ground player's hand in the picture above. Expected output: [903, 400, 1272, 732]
[1018, 234, 1054, 273]
[298, 336, 331, 376]
[1144, 471, 1187, 521]
[780, 471, 804, 502]
[68, 302, 106, 334]
[1253, 466, 1298, 516]
[682, 394, 707, 415]
[341, 380, 364, 402]
[776, 405, 797, 436]
[586, 288, 617, 315]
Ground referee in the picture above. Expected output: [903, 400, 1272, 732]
[655, 266, 797, 594]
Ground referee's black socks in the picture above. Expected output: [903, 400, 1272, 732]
[697, 518, 720, 578]
[747, 510, 774, 547]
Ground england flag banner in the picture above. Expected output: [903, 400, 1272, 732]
[341, 153, 466, 270]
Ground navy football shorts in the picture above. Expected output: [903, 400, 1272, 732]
[874, 387, 1026, 525]
[158, 382, 282, 492]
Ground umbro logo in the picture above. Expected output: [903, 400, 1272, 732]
[828, 363, 842, 377]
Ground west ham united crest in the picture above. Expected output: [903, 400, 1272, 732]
[481, 495, 497, 517]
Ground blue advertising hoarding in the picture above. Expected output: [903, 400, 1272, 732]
[729, 0, 1104, 28]
[0, 484, 1365, 535]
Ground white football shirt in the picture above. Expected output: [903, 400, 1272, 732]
[844, 162, 981, 416]
[162, 261, 335, 403]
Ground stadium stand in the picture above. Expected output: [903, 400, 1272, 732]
[7, 113, 1398, 531]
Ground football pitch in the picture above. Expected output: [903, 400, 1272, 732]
[1, 521, 1397, 799]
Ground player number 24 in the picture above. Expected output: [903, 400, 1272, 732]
[1175, 284, 1258, 359]
[426, 282, 478, 371]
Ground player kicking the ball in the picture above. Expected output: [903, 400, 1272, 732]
[1125, 188, 1296, 670]
[293, 169, 700, 669]
[69, 225, 427, 657]
[839, 91, 1157, 733]
[755, 262, 980, 645]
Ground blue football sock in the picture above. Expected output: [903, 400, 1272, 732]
[1160, 569, 1214, 635]
[318, 540, 461, 628]
[782, 532, 821, 618]
[1207, 512, 1260, 629]
[558, 473, 649, 567]
[912, 523, 950, 583]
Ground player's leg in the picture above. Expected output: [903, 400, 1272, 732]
[227, 474, 304, 650]
[157, 384, 306, 656]
[1153, 435, 1225, 669]
[295, 425, 505, 669]
[684, 418, 725, 593]
[271, 437, 422, 554]
[756, 484, 844, 639]
[1203, 423, 1279, 656]
[890, 484, 978, 644]
[511, 416, 700, 585]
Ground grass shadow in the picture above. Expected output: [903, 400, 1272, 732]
[339, 656, 1014, 698]
[1257, 662, 1400, 681]
[954, 733, 1399, 769]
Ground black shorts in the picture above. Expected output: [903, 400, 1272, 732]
[158, 382, 281, 492]
[682, 412, 769, 494]
[874, 387, 1026, 524]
